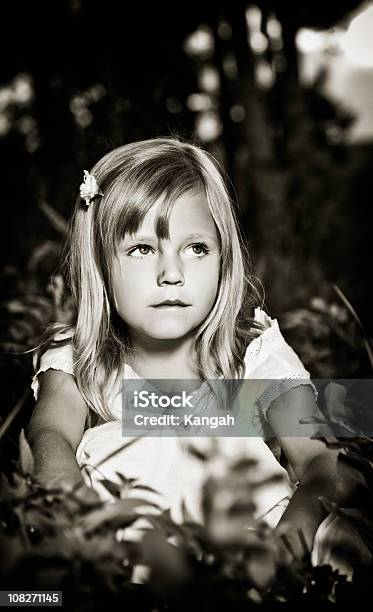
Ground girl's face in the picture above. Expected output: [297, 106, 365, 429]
[112, 190, 220, 343]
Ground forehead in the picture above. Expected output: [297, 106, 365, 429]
[129, 191, 217, 240]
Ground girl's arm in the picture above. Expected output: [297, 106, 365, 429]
[27, 369, 92, 492]
[266, 385, 358, 558]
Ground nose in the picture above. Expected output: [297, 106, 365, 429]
[157, 253, 185, 286]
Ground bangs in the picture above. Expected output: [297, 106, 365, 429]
[110, 168, 204, 251]
[114, 189, 174, 244]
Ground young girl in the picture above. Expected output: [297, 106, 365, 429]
[27, 137, 357, 564]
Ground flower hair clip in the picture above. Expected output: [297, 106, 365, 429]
[79, 170, 103, 206]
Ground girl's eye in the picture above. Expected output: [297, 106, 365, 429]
[184, 242, 209, 257]
[128, 245, 154, 258]
[127, 242, 209, 258]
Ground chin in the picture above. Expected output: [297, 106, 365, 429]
[145, 323, 195, 340]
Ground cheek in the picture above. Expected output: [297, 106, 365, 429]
[206, 276, 219, 308]
[119, 280, 146, 311]
[114, 259, 150, 289]
[192, 259, 220, 302]
[112, 263, 147, 314]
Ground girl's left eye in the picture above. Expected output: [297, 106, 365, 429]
[184, 242, 209, 257]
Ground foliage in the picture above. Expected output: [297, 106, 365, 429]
[0, 419, 372, 611]
[0, 229, 71, 463]
[1, 237, 373, 610]
[1, 279, 373, 607]
[279, 285, 373, 378]
[1, 241, 70, 362]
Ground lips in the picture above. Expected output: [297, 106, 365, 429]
[151, 300, 190, 308]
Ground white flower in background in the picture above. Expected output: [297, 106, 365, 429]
[79, 170, 103, 206]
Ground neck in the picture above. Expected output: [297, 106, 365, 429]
[128, 331, 201, 381]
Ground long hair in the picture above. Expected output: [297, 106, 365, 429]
[34, 137, 264, 421]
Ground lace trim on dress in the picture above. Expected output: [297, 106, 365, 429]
[255, 377, 318, 420]
[31, 341, 74, 401]
[244, 308, 281, 363]
[245, 307, 318, 427]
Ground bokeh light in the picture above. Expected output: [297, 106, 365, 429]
[296, 28, 326, 54]
[341, 3, 373, 67]
[195, 111, 222, 142]
[184, 25, 214, 58]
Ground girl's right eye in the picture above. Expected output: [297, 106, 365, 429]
[127, 244, 154, 258]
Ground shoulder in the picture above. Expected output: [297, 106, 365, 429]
[243, 308, 317, 423]
[244, 307, 310, 380]
[31, 327, 75, 401]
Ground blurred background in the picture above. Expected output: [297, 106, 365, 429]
[1, 0, 373, 458]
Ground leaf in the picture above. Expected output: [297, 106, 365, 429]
[230, 457, 258, 472]
[333, 284, 364, 333]
[315, 437, 363, 451]
[142, 509, 186, 539]
[180, 498, 195, 524]
[251, 474, 285, 490]
[0, 389, 30, 440]
[333, 284, 373, 370]
[131, 483, 161, 495]
[338, 452, 373, 493]
[319, 498, 373, 551]
[228, 500, 256, 517]
[184, 444, 209, 462]
[0, 472, 13, 496]
[79, 497, 163, 534]
[304, 415, 363, 436]
[245, 550, 277, 591]
[299, 416, 328, 425]
[99, 479, 122, 498]
[6, 472, 30, 500]
[37, 200, 68, 235]
[330, 507, 373, 554]
[94, 436, 144, 468]
[319, 496, 340, 515]
[19, 429, 34, 475]
[114, 473, 137, 487]
[141, 530, 192, 594]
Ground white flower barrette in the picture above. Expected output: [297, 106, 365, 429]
[79, 170, 103, 206]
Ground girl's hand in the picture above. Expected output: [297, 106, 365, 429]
[69, 482, 102, 507]
[38, 479, 102, 516]
[274, 522, 312, 564]
[59, 481, 102, 513]
[36, 473, 101, 507]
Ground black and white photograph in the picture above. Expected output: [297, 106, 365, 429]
[1, 1, 373, 609]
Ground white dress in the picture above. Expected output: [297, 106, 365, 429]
[31, 308, 317, 531]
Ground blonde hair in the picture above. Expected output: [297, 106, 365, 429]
[35, 137, 264, 421]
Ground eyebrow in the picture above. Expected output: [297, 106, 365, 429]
[126, 233, 218, 243]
